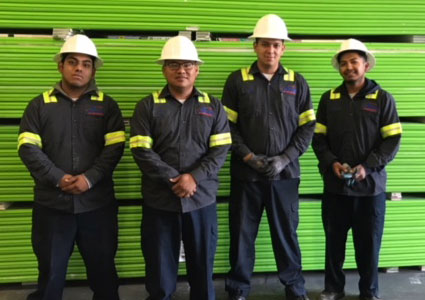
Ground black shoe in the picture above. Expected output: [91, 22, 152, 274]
[287, 295, 310, 300]
[359, 296, 381, 300]
[317, 291, 345, 300]
[229, 296, 246, 300]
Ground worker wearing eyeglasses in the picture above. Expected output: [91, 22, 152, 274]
[130, 36, 231, 300]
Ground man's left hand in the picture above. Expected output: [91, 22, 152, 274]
[264, 155, 290, 177]
[170, 174, 197, 198]
[61, 174, 90, 194]
[353, 164, 367, 181]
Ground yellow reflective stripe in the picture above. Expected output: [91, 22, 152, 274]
[330, 89, 341, 100]
[299, 109, 316, 126]
[365, 90, 379, 100]
[209, 132, 232, 147]
[104, 131, 125, 146]
[283, 68, 295, 81]
[42, 89, 57, 103]
[241, 67, 254, 81]
[224, 106, 238, 123]
[198, 92, 210, 103]
[18, 132, 42, 149]
[152, 91, 166, 104]
[315, 122, 327, 135]
[129, 135, 153, 149]
[91, 91, 104, 101]
[381, 122, 402, 138]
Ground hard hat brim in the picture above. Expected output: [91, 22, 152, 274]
[248, 34, 292, 41]
[331, 50, 376, 71]
[53, 52, 104, 68]
[156, 58, 204, 65]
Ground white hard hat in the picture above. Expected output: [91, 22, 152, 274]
[331, 38, 376, 70]
[157, 36, 203, 65]
[53, 34, 103, 68]
[249, 14, 291, 41]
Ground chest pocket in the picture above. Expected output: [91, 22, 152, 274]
[191, 101, 215, 145]
[83, 103, 105, 142]
[278, 69, 297, 120]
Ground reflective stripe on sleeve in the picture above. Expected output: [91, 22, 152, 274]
[209, 132, 232, 147]
[18, 132, 42, 149]
[223, 106, 238, 123]
[104, 131, 125, 146]
[381, 122, 402, 138]
[299, 109, 315, 126]
[129, 135, 153, 149]
[314, 122, 327, 135]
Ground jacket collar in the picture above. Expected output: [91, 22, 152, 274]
[52, 79, 100, 98]
[249, 61, 286, 76]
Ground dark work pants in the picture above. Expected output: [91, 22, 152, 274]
[225, 178, 306, 298]
[322, 192, 386, 298]
[141, 203, 217, 300]
[27, 202, 119, 300]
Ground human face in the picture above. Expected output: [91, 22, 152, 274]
[338, 51, 369, 85]
[162, 60, 199, 91]
[59, 53, 95, 90]
[254, 38, 285, 71]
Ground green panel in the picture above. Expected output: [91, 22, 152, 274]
[2, 200, 425, 283]
[0, 0, 425, 35]
[1, 38, 425, 118]
[1, 122, 422, 201]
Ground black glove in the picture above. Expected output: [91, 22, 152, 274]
[245, 154, 268, 173]
[264, 155, 290, 177]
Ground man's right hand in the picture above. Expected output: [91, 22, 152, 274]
[332, 162, 350, 179]
[244, 153, 268, 174]
[59, 174, 77, 189]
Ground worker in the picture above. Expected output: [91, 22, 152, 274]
[222, 14, 315, 300]
[312, 38, 402, 300]
[18, 34, 125, 300]
[130, 35, 231, 300]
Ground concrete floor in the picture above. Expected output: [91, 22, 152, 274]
[1, 269, 424, 300]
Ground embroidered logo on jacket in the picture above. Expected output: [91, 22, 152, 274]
[282, 85, 297, 95]
[87, 105, 105, 116]
[198, 106, 214, 117]
[362, 102, 378, 113]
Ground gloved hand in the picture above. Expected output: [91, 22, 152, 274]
[244, 154, 268, 173]
[264, 155, 290, 177]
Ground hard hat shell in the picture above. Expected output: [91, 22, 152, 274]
[53, 34, 103, 68]
[331, 38, 376, 71]
[157, 36, 203, 65]
[249, 14, 291, 41]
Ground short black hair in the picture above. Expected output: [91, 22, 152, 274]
[337, 50, 367, 63]
[61, 53, 96, 65]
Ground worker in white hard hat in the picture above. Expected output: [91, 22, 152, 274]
[312, 39, 402, 300]
[130, 35, 231, 300]
[222, 14, 314, 300]
[18, 34, 124, 300]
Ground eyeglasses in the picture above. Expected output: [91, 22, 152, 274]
[165, 61, 196, 70]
